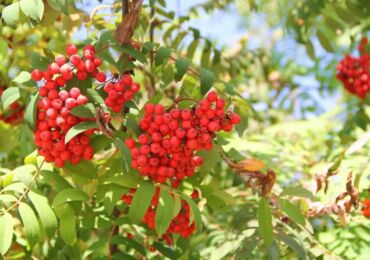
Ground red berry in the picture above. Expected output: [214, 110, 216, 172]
[31, 69, 43, 81]
[66, 44, 78, 56]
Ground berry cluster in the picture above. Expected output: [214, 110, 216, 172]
[362, 198, 370, 218]
[34, 87, 95, 167]
[31, 44, 104, 167]
[0, 87, 24, 125]
[125, 91, 240, 186]
[122, 188, 196, 244]
[104, 74, 140, 113]
[336, 37, 370, 98]
[31, 44, 106, 84]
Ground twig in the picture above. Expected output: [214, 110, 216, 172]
[2, 160, 45, 214]
[147, 2, 157, 98]
[108, 209, 121, 260]
[89, 4, 115, 20]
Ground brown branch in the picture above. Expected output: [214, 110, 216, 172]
[95, 107, 114, 138]
[122, 0, 129, 16]
[115, 0, 143, 45]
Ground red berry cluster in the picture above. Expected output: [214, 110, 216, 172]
[122, 188, 196, 244]
[0, 87, 25, 125]
[104, 74, 140, 113]
[362, 198, 370, 218]
[31, 44, 104, 167]
[336, 37, 370, 98]
[31, 44, 106, 84]
[34, 87, 95, 167]
[124, 91, 240, 186]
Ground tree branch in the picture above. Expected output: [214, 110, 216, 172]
[122, 0, 129, 16]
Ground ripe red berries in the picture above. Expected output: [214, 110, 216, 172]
[103, 74, 140, 113]
[362, 198, 370, 218]
[122, 188, 196, 243]
[337, 37, 370, 98]
[31, 44, 103, 167]
[125, 90, 240, 186]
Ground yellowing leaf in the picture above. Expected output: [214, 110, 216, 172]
[237, 158, 265, 171]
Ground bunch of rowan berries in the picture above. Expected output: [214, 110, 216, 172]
[124, 90, 240, 187]
[121, 188, 196, 244]
[103, 74, 140, 113]
[0, 86, 25, 125]
[362, 198, 370, 218]
[336, 37, 370, 98]
[31, 44, 106, 167]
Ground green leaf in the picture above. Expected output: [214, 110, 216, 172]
[187, 39, 199, 59]
[65, 121, 98, 144]
[172, 193, 182, 218]
[111, 235, 147, 256]
[118, 44, 147, 64]
[30, 52, 49, 70]
[90, 134, 111, 152]
[18, 202, 40, 247]
[20, 0, 44, 21]
[113, 253, 136, 260]
[1, 87, 21, 110]
[153, 241, 179, 259]
[258, 197, 273, 245]
[0, 194, 17, 203]
[70, 103, 95, 118]
[56, 204, 76, 245]
[43, 48, 55, 61]
[13, 71, 31, 84]
[276, 233, 307, 260]
[175, 58, 190, 81]
[2, 3, 20, 25]
[115, 138, 132, 174]
[47, 0, 69, 15]
[235, 237, 259, 259]
[207, 195, 228, 212]
[200, 68, 215, 95]
[52, 188, 89, 208]
[129, 181, 156, 224]
[181, 195, 202, 231]
[155, 47, 172, 66]
[278, 198, 305, 226]
[25, 93, 40, 130]
[87, 88, 105, 104]
[0, 212, 14, 256]
[96, 50, 117, 68]
[28, 190, 57, 237]
[267, 240, 280, 260]
[155, 188, 175, 236]
[0, 38, 8, 59]
[305, 40, 316, 60]
[105, 175, 141, 188]
[64, 160, 97, 180]
[280, 186, 314, 199]
[317, 30, 334, 52]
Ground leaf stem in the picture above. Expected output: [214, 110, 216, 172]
[1, 160, 45, 215]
